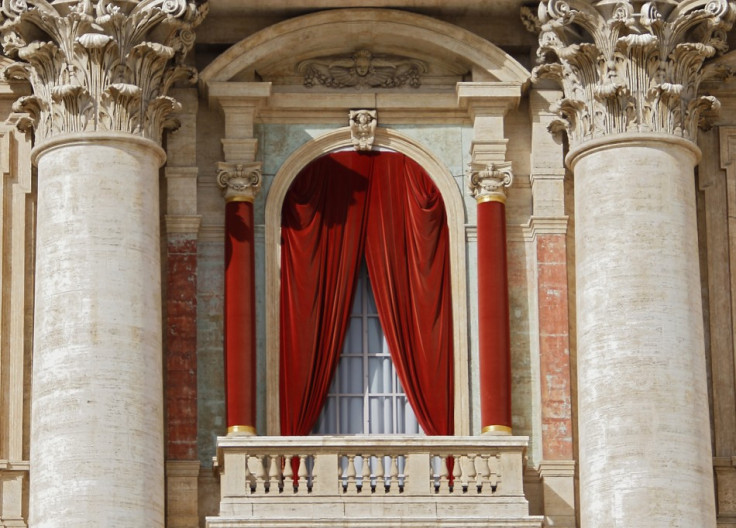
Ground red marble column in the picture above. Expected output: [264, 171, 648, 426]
[224, 200, 257, 433]
[536, 233, 573, 459]
[218, 162, 262, 435]
[166, 235, 198, 459]
[471, 163, 513, 435]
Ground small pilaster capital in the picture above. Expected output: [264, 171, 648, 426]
[468, 162, 514, 204]
[217, 161, 262, 203]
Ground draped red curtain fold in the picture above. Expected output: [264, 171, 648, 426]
[279, 153, 373, 436]
[365, 155, 454, 435]
[280, 151, 454, 436]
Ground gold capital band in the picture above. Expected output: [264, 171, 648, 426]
[228, 425, 257, 435]
[225, 195, 255, 203]
[482, 424, 512, 435]
[476, 194, 506, 205]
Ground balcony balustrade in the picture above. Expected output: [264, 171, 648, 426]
[207, 435, 543, 527]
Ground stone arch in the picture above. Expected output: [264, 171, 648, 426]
[265, 127, 470, 435]
[200, 8, 530, 86]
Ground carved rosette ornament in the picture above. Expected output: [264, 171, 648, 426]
[0, 0, 208, 143]
[468, 162, 514, 204]
[349, 109, 377, 151]
[532, 0, 736, 147]
[217, 161, 262, 203]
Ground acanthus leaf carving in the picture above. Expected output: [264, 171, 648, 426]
[532, 0, 736, 147]
[0, 0, 208, 143]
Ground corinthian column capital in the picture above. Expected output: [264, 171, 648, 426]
[532, 0, 736, 147]
[468, 162, 513, 204]
[0, 0, 208, 143]
[217, 161, 262, 203]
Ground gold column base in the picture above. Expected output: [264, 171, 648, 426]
[227, 425, 256, 436]
[482, 425, 512, 435]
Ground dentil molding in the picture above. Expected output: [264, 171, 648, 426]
[0, 0, 208, 143]
[533, 0, 736, 147]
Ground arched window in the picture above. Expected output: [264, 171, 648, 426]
[279, 151, 454, 437]
[265, 129, 470, 436]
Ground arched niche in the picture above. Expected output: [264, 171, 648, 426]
[265, 127, 470, 436]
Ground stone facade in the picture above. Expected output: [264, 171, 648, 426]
[1, 1, 736, 527]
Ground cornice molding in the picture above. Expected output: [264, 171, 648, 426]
[532, 0, 736, 148]
[0, 0, 208, 143]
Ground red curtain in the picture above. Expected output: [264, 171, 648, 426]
[279, 153, 373, 435]
[365, 155, 454, 435]
[280, 151, 454, 436]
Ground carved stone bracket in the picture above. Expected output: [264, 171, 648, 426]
[349, 109, 377, 151]
[532, 0, 736, 148]
[298, 49, 428, 89]
[217, 161, 262, 203]
[0, 0, 208, 143]
[468, 162, 514, 204]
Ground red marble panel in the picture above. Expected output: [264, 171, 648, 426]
[165, 235, 198, 460]
[537, 234, 573, 460]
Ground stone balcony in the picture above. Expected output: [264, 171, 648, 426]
[207, 435, 543, 527]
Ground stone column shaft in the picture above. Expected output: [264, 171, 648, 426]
[219, 162, 262, 435]
[470, 162, 514, 435]
[533, 1, 735, 525]
[570, 135, 712, 525]
[0, 1, 207, 525]
[31, 135, 166, 526]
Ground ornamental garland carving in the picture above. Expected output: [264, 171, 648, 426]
[298, 49, 428, 89]
[0, 0, 208, 143]
[532, 0, 736, 147]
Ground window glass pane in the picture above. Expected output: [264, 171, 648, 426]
[368, 396, 394, 434]
[367, 317, 382, 356]
[368, 357, 386, 392]
[397, 396, 421, 435]
[344, 319, 362, 354]
[341, 397, 363, 434]
[351, 285, 362, 315]
[339, 356, 363, 394]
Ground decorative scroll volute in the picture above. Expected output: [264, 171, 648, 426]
[217, 161, 262, 203]
[468, 162, 513, 204]
[532, 0, 736, 147]
[0, 0, 208, 142]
